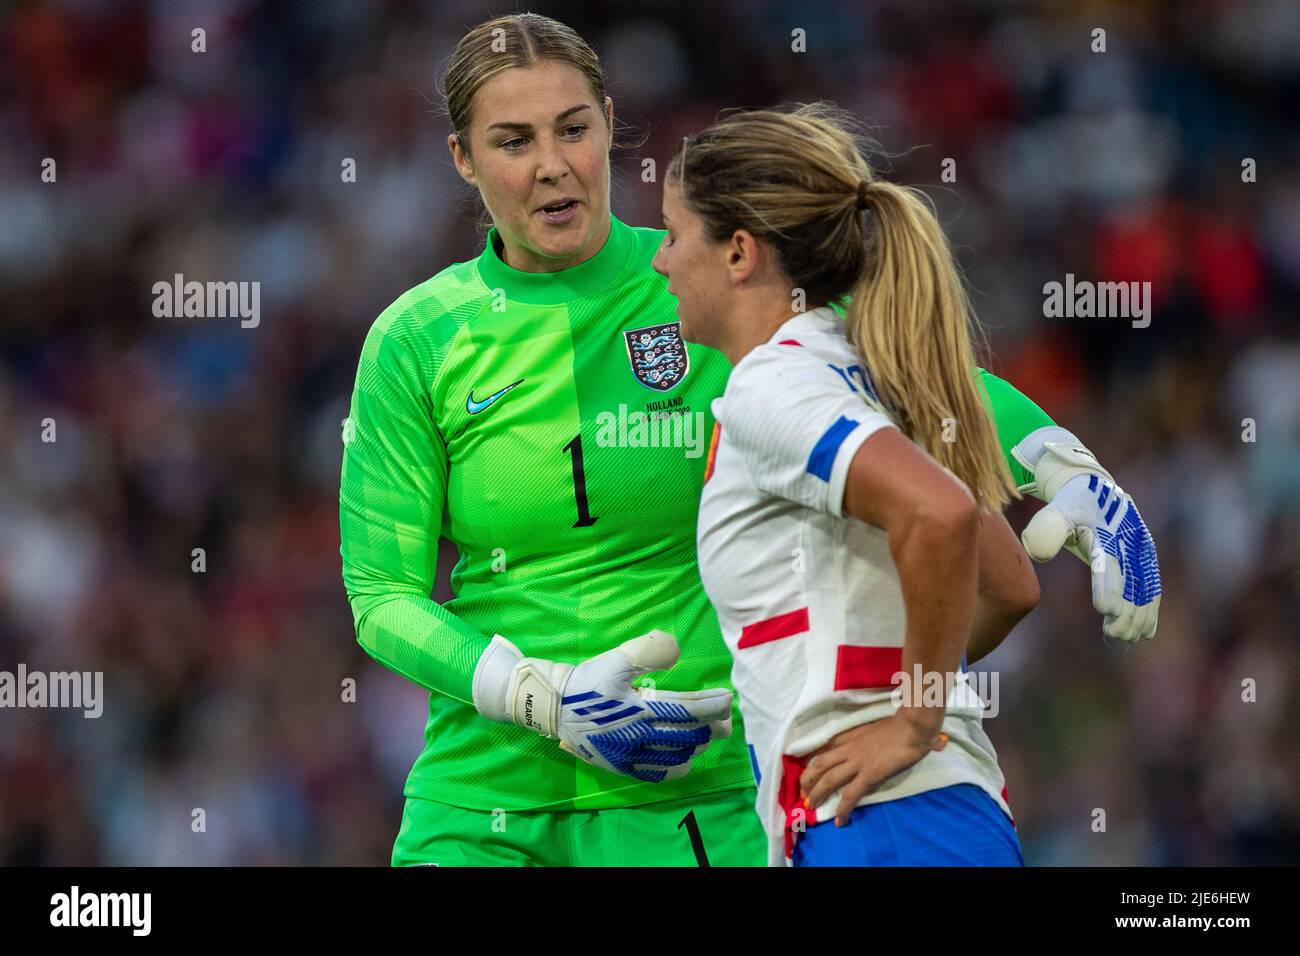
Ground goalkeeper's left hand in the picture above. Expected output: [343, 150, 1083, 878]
[472, 629, 734, 782]
[1018, 436, 1162, 642]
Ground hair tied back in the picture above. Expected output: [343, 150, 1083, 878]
[856, 180, 871, 210]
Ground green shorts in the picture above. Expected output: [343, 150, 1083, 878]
[391, 786, 766, 867]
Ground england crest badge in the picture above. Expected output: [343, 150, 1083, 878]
[623, 322, 689, 392]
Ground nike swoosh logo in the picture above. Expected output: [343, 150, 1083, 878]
[466, 379, 524, 414]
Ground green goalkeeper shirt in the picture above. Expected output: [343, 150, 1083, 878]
[339, 213, 1054, 812]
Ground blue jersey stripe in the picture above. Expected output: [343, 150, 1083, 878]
[807, 416, 860, 481]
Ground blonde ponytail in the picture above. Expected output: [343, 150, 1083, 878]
[850, 179, 1015, 507]
[669, 102, 1016, 508]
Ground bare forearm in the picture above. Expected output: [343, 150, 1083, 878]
[968, 599, 1026, 664]
[967, 509, 1041, 664]
[844, 429, 982, 736]
[891, 504, 979, 731]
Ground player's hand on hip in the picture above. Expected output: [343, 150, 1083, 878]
[471, 629, 733, 782]
[1021, 472, 1162, 642]
[799, 715, 949, 826]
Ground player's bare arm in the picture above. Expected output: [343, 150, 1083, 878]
[968, 508, 1040, 664]
[802, 427, 978, 822]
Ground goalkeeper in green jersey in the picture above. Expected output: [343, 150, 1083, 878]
[339, 13, 1162, 867]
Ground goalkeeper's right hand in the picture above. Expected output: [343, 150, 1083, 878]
[471, 629, 734, 783]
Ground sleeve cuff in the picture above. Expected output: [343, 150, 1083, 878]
[471, 634, 521, 723]
[826, 418, 894, 518]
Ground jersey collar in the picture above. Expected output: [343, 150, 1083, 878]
[768, 305, 842, 343]
[476, 213, 636, 305]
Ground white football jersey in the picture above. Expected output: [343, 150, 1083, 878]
[696, 306, 1012, 866]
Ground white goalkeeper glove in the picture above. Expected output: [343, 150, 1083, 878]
[471, 629, 734, 782]
[1016, 428, 1162, 642]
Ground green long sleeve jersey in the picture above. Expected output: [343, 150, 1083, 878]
[339, 214, 1054, 811]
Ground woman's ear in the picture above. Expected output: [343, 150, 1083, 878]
[726, 229, 762, 285]
[448, 132, 476, 185]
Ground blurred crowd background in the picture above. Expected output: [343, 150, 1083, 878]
[1, 0, 1297, 865]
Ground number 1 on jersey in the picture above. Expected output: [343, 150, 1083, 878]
[563, 433, 598, 528]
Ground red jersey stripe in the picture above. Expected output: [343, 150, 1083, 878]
[738, 607, 810, 649]
[833, 645, 904, 690]
[778, 753, 817, 859]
